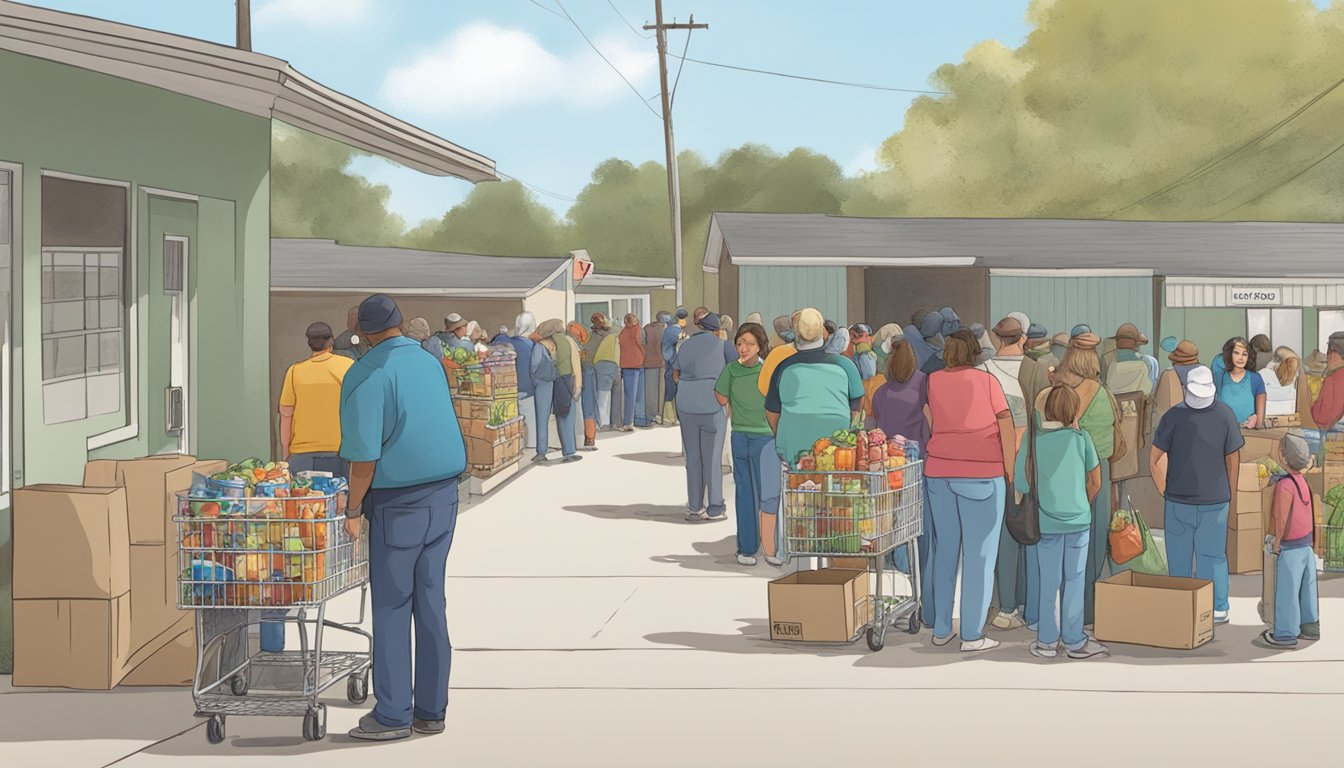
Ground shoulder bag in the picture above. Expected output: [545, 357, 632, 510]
[1006, 418, 1042, 546]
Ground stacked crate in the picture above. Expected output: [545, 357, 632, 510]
[456, 345, 524, 478]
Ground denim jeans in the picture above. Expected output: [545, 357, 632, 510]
[581, 366, 598, 421]
[997, 491, 1039, 624]
[644, 368, 662, 424]
[680, 410, 727, 515]
[622, 368, 648, 427]
[1164, 499, 1230, 612]
[367, 478, 458, 729]
[595, 361, 619, 427]
[890, 479, 935, 626]
[533, 381, 553, 457]
[927, 476, 1006, 642]
[519, 394, 536, 450]
[1035, 530, 1090, 649]
[1273, 545, 1319, 642]
[1083, 457, 1111, 625]
[551, 383, 578, 457]
[730, 431, 778, 555]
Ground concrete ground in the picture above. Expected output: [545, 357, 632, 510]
[2, 425, 1342, 767]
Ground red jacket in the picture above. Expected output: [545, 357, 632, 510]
[619, 325, 645, 369]
[1312, 365, 1344, 429]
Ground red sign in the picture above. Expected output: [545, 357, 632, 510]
[573, 256, 594, 283]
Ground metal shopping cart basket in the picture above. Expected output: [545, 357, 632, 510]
[781, 461, 924, 651]
[175, 485, 370, 743]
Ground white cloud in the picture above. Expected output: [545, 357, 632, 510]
[844, 145, 880, 177]
[255, 0, 373, 28]
[379, 21, 657, 119]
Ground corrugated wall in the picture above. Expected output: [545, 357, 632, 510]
[738, 265, 849, 326]
[990, 276, 1155, 354]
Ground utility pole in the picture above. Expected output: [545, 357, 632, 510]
[236, 0, 251, 51]
[645, 2, 707, 307]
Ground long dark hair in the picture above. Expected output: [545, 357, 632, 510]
[1222, 337, 1255, 374]
[735, 322, 770, 360]
[886, 339, 917, 384]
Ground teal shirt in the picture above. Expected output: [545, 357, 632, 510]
[715, 360, 771, 435]
[340, 336, 466, 489]
[1015, 424, 1099, 534]
[765, 347, 864, 464]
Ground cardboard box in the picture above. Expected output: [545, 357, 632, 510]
[1095, 571, 1214, 650]
[13, 593, 132, 689]
[83, 455, 196, 545]
[13, 485, 130, 600]
[1240, 431, 1283, 462]
[768, 568, 870, 642]
[1228, 526, 1264, 574]
[130, 543, 188, 652]
[465, 434, 523, 468]
[120, 625, 195, 687]
[1238, 463, 1268, 492]
[1234, 487, 1275, 517]
[1230, 510, 1262, 531]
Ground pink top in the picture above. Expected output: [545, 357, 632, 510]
[1272, 473, 1314, 543]
[925, 367, 1010, 479]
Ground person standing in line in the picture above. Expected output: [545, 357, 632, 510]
[1262, 431, 1320, 648]
[872, 323, 902, 373]
[643, 312, 671, 426]
[758, 314, 799, 397]
[618, 313, 648, 432]
[1018, 384, 1109, 660]
[1024, 323, 1052, 364]
[569, 321, 598, 451]
[1261, 346, 1304, 419]
[502, 313, 539, 452]
[715, 322, 781, 565]
[333, 306, 366, 361]
[720, 315, 738, 363]
[586, 313, 620, 431]
[1150, 365, 1243, 626]
[662, 308, 688, 429]
[850, 324, 879, 381]
[674, 312, 730, 522]
[1308, 332, 1344, 431]
[340, 295, 465, 741]
[918, 311, 949, 375]
[1215, 337, 1267, 429]
[404, 317, 442, 358]
[1154, 340, 1201, 427]
[531, 319, 583, 464]
[924, 330, 1016, 652]
[436, 313, 472, 354]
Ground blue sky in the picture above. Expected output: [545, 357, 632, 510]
[22, 0, 1034, 225]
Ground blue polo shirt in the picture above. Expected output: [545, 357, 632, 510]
[340, 336, 466, 489]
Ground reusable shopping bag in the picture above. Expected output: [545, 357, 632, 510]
[1108, 508, 1144, 565]
[1109, 501, 1167, 576]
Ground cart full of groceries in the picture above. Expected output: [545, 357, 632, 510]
[781, 427, 925, 651]
[175, 458, 370, 743]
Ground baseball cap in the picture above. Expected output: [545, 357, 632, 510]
[359, 295, 403, 335]
[698, 312, 722, 332]
[1184, 365, 1217, 410]
[1070, 324, 1092, 338]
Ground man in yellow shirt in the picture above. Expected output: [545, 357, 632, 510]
[279, 322, 355, 475]
[757, 312, 800, 396]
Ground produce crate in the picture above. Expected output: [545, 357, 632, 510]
[465, 434, 523, 476]
[1320, 524, 1344, 572]
[457, 395, 520, 423]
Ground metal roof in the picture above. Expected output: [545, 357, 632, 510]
[0, 1, 496, 182]
[270, 239, 569, 297]
[703, 213, 1344, 277]
[577, 273, 676, 294]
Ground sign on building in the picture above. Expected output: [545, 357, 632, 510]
[1228, 287, 1282, 306]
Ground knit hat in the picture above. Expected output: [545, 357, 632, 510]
[1070, 332, 1102, 351]
[1168, 340, 1200, 366]
[1281, 431, 1313, 472]
[359, 294, 403, 334]
[939, 307, 961, 336]
[697, 312, 722, 332]
[405, 317, 431, 341]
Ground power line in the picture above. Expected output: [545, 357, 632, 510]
[606, 0, 653, 39]
[670, 55, 950, 95]
[1107, 73, 1344, 218]
[670, 29, 693, 108]
[554, 0, 662, 120]
[526, 0, 565, 19]
[497, 170, 577, 203]
[1204, 135, 1344, 221]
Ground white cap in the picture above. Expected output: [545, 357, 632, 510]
[1008, 312, 1030, 334]
[1184, 365, 1217, 410]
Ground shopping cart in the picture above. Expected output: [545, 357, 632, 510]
[781, 461, 924, 651]
[175, 486, 370, 743]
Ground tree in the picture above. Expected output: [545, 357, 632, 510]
[270, 124, 407, 244]
[407, 180, 562, 256]
[562, 158, 672, 276]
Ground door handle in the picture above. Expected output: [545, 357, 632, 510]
[165, 386, 184, 434]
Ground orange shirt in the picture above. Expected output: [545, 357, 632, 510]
[757, 343, 797, 396]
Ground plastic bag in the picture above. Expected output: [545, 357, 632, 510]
[1110, 506, 1167, 576]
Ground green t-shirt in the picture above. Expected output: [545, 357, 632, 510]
[1015, 424, 1100, 534]
[715, 360, 772, 435]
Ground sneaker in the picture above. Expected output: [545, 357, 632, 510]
[1065, 639, 1110, 659]
[1299, 622, 1321, 641]
[685, 510, 708, 522]
[737, 554, 758, 566]
[562, 454, 583, 463]
[412, 718, 445, 735]
[581, 441, 598, 452]
[990, 611, 1026, 631]
[764, 555, 784, 567]
[1261, 629, 1298, 649]
[1214, 610, 1230, 625]
[348, 713, 411, 742]
[1029, 642, 1059, 659]
[530, 454, 550, 464]
[960, 637, 1001, 653]
[931, 633, 957, 647]
[706, 512, 728, 522]
[619, 426, 635, 433]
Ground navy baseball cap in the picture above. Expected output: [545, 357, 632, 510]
[358, 294, 403, 334]
[698, 312, 722, 332]
[1070, 324, 1092, 338]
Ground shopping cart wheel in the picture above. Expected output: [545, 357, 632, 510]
[206, 715, 226, 744]
[347, 672, 369, 704]
[229, 674, 249, 696]
[907, 614, 921, 635]
[303, 704, 327, 741]
[866, 626, 885, 652]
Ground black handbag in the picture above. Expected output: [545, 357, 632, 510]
[1006, 419, 1042, 546]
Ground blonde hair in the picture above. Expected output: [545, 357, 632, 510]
[1274, 347, 1300, 387]
[794, 308, 825, 342]
[1061, 345, 1101, 381]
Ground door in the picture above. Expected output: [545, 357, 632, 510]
[146, 197, 196, 456]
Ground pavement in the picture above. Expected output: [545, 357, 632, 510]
[2, 425, 1343, 767]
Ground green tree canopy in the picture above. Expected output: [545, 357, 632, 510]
[270, 124, 407, 245]
[406, 179, 561, 257]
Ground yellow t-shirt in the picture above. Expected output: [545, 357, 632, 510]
[757, 344, 798, 396]
[280, 352, 354, 454]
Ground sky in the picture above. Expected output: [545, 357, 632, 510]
[20, 0, 1035, 225]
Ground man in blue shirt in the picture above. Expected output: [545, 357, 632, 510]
[504, 312, 538, 451]
[673, 312, 729, 521]
[341, 294, 466, 741]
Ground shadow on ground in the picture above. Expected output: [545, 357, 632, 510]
[564, 504, 691, 524]
[617, 452, 685, 468]
[649, 535, 787, 576]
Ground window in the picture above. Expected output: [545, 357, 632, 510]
[1320, 310, 1344, 355]
[1246, 308, 1302, 360]
[41, 250, 123, 422]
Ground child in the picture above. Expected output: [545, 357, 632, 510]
[1262, 432, 1320, 648]
[1016, 384, 1109, 660]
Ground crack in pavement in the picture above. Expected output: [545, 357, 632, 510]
[591, 589, 639, 639]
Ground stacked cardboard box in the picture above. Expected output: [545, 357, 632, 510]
[1229, 464, 1272, 574]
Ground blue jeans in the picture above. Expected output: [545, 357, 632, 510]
[533, 380, 553, 457]
[622, 368, 648, 427]
[367, 478, 458, 729]
[680, 410, 727, 515]
[1164, 499, 1230, 613]
[997, 491, 1039, 625]
[927, 476, 1006, 642]
[552, 380, 578, 457]
[730, 431, 778, 555]
[664, 366, 677, 402]
[890, 479, 935, 626]
[1273, 545, 1319, 642]
[581, 366, 597, 421]
[1036, 530, 1089, 649]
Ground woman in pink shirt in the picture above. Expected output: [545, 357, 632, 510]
[925, 329, 1017, 652]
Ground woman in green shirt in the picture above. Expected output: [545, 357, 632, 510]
[715, 322, 782, 566]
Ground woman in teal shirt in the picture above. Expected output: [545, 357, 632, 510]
[1215, 337, 1266, 428]
[715, 322, 781, 566]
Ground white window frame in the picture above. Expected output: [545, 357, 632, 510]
[0, 161, 19, 506]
